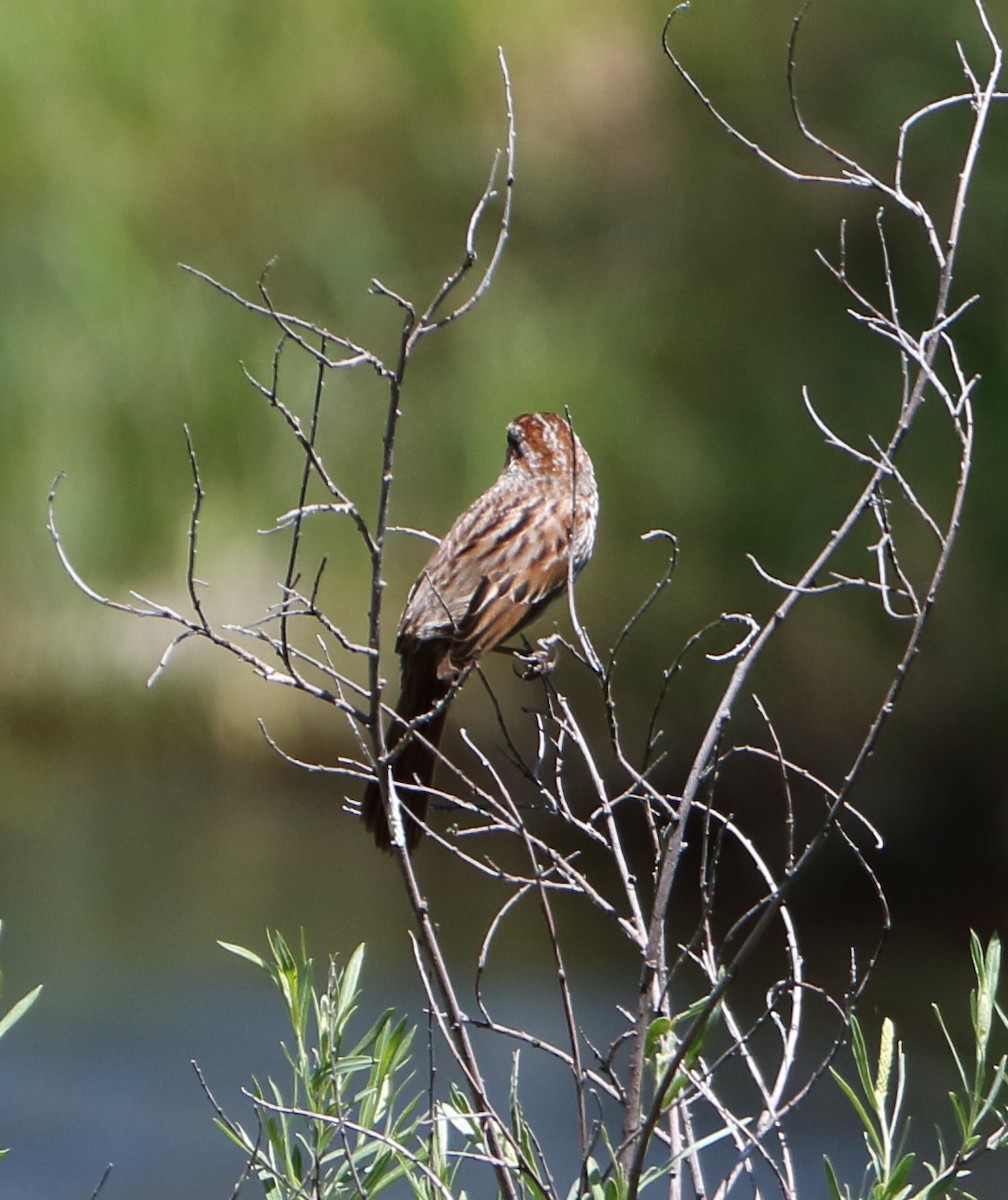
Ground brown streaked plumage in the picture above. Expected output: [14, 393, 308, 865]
[362, 412, 598, 851]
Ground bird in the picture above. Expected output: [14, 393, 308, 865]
[361, 412, 599, 852]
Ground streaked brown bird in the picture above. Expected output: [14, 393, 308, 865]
[361, 412, 599, 852]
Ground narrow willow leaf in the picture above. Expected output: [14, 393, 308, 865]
[831, 1066, 879, 1147]
[850, 1017, 876, 1106]
[0, 983, 42, 1040]
[888, 1150, 915, 1192]
[218, 940, 268, 969]
[337, 944, 366, 1020]
[823, 1155, 844, 1200]
[644, 1018, 675, 1072]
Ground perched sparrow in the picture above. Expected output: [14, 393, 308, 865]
[362, 412, 599, 852]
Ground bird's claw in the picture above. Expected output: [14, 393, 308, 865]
[514, 635, 560, 679]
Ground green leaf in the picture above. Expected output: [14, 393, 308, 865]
[973, 933, 1001, 1067]
[888, 1151, 915, 1192]
[581, 1155, 605, 1200]
[0, 983, 42, 1040]
[969, 929, 985, 982]
[932, 1003, 969, 1094]
[948, 1090, 969, 1138]
[644, 1016, 675, 1060]
[337, 943, 366, 1019]
[218, 940, 268, 970]
[269, 929, 298, 975]
[440, 1101, 479, 1139]
[850, 1016, 876, 1107]
[984, 934, 1001, 990]
[831, 1066, 880, 1150]
[667, 1119, 739, 1163]
[660, 1071, 689, 1111]
[823, 1154, 845, 1200]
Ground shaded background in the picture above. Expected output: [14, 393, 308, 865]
[1, 0, 1007, 1195]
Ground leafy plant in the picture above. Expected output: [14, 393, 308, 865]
[825, 932, 1008, 1200]
[207, 933, 431, 1199]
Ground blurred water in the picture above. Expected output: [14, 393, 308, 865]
[1, 762, 1005, 1197]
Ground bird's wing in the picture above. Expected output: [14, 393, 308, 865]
[398, 476, 574, 667]
[448, 543, 570, 669]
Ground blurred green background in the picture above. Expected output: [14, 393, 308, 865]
[1, 0, 1007, 1195]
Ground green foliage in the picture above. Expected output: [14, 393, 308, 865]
[644, 988, 721, 1112]
[218, 932, 428, 1199]
[0, 919, 42, 1160]
[825, 932, 1008, 1200]
[217, 931, 516, 1199]
[213, 930, 1008, 1200]
[216, 933, 728, 1200]
[10, 0, 1008, 814]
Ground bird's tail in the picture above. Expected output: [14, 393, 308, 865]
[361, 645, 452, 852]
